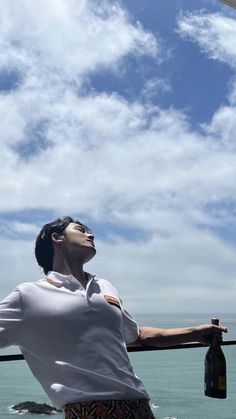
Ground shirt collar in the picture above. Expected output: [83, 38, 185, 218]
[46, 271, 96, 291]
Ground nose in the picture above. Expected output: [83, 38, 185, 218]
[87, 233, 95, 241]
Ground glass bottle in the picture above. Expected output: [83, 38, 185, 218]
[204, 318, 227, 398]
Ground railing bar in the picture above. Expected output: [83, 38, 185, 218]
[0, 354, 24, 362]
[1, 340, 236, 361]
[128, 340, 236, 352]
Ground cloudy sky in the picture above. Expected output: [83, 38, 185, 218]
[0, 0, 236, 315]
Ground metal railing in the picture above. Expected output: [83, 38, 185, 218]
[127, 340, 236, 352]
[1, 340, 236, 362]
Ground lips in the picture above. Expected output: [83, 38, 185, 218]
[87, 239, 95, 246]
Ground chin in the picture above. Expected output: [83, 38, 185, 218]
[84, 247, 96, 263]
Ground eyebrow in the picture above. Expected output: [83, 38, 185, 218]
[73, 221, 93, 234]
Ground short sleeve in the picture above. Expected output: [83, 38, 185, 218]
[121, 306, 139, 345]
[0, 288, 23, 348]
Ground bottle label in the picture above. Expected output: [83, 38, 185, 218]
[218, 376, 226, 390]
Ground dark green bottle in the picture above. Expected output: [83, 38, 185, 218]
[204, 318, 227, 399]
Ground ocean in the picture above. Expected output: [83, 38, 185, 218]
[0, 313, 235, 419]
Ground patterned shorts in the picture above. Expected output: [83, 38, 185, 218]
[64, 398, 156, 419]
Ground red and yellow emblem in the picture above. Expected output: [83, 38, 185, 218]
[104, 295, 121, 310]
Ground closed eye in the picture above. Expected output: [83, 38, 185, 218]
[75, 226, 85, 233]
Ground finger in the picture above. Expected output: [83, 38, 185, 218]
[219, 326, 228, 333]
[215, 325, 228, 333]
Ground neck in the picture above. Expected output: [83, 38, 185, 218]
[52, 254, 88, 288]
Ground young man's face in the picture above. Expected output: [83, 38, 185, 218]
[61, 222, 96, 262]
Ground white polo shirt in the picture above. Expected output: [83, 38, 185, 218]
[0, 272, 149, 409]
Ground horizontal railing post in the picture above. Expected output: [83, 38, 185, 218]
[0, 341, 236, 362]
[0, 354, 24, 362]
[127, 340, 236, 352]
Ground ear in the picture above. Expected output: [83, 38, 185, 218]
[51, 232, 64, 245]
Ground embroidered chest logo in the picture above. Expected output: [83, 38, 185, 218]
[104, 295, 121, 310]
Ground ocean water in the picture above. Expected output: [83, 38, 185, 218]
[0, 313, 235, 419]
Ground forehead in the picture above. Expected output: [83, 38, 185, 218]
[67, 222, 83, 228]
[66, 221, 92, 233]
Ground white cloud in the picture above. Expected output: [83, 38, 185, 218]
[203, 104, 236, 148]
[0, 93, 235, 227]
[0, 2, 236, 313]
[177, 10, 236, 108]
[0, 0, 158, 85]
[9, 221, 39, 235]
[177, 11, 236, 68]
[0, 238, 40, 299]
[141, 78, 172, 101]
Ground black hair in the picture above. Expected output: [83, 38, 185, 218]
[35, 216, 92, 275]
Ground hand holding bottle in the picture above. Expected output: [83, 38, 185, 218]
[194, 322, 227, 345]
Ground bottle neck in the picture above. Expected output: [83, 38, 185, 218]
[211, 318, 221, 349]
[211, 336, 220, 349]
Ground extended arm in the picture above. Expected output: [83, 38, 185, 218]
[129, 324, 228, 348]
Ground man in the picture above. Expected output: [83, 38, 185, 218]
[0, 216, 227, 419]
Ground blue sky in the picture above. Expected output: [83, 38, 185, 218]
[89, 0, 233, 126]
[0, 0, 236, 314]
